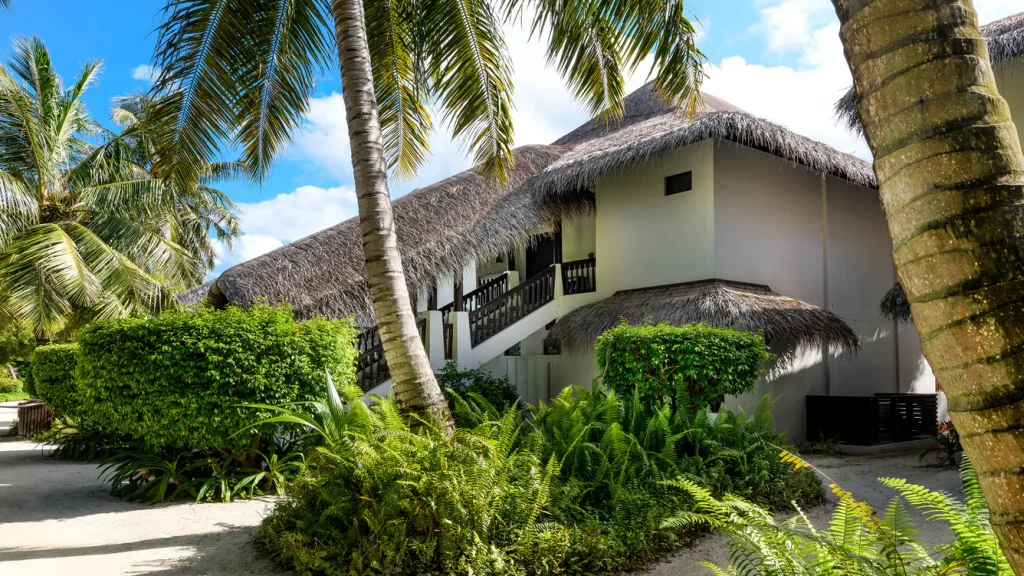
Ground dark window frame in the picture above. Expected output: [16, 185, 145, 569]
[665, 171, 693, 196]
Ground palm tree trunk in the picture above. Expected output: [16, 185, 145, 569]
[832, 0, 1024, 569]
[330, 0, 453, 429]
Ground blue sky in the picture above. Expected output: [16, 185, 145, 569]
[0, 0, 1018, 275]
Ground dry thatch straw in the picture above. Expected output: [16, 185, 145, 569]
[547, 279, 860, 354]
[835, 11, 1023, 133]
[880, 282, 911, 324]
[176, 280, 215, 306]
[533, 83, 877, 203]
[201, 145, 590, 324]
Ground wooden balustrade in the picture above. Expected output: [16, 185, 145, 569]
[18, 402, 52, 436]
[469, 266, 555, 346]
[561, 257, 596, 295]
[440, 272, 510, 322]
[355, 318, 427, 391]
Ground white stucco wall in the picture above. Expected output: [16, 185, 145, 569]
[995, 59, 1024, 147]
[713, 143, 908, 442]
[562, 213, 596, 262]
[593, 139, 716, 293]
[824, 175, 900, 397]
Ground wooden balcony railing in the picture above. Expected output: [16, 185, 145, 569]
[470, 266, 556, 346]
[355, 317, 426, 391]
[440, 272, 510, 322]
[562, 257, 596, 295]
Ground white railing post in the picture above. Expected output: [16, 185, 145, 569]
[506, 270, 520, 289]
[423, 310, 446, 371]
[450, 311, 474, 369]
[553, 264, 564, 299]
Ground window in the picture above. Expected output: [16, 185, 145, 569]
[665, 171, 693, 196]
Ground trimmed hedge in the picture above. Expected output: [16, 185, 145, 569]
[32, 344, 79, 417]
[0, 376, 20, 393]
[595, 322, 774, 411]
[76, 305, 357, 451]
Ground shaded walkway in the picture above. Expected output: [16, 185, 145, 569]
[0, 402, 285, 575]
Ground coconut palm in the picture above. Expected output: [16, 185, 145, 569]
[0, 37, 238, 339]
[151, 0, 706, 425]
[831, 1, 1024, 571]
[107, 94, 240, 281]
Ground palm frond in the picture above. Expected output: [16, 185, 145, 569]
[423, 0, 515, 179]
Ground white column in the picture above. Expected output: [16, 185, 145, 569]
[423, 310, 446, 371]
[462, 260, 478, 293]
[450, 311, 474, 369]
[506, 270, 520, 288]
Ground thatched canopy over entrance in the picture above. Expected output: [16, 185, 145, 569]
[546, 279, 860, 354]
[835, 11, 1024, 132]
[880, 282, 912, 324]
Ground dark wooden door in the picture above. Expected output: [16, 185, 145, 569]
[526, 229, 561, 280]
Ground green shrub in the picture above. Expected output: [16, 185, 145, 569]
[595, 322, 774, 411]
[436, 361, 519, 419]
[75, 304, 357, 452]
[32, 344, 79, 418]
[13, 359, 34, 397]
[0, 376, 21, 393]
[258, 382, 821, 575]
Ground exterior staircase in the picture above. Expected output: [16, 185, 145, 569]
[356, 258, 596, 391]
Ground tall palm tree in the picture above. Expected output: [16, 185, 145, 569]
[151, 0, 706, 425]
[0, 38, 238, 339]
[831, 1, 1024, 571]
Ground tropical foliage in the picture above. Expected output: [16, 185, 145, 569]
[0, 38, 238, 339]
[74, 304, 356, 451]
[257, 381, 820, 575]
[596, 322, 775, 412]
[436, 360, 519, 419]
[30, 343, 78, 418]
[671, 455, 1010, 575]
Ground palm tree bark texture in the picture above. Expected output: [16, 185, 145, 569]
[832, 0, 1024, 569]
[330, 0, 452, 428]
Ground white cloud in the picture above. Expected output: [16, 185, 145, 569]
[213, 233, 284, 271]
[212, 185, 358, 273]
[701, 0, 1022, 162]
[131, 64, 159, 84]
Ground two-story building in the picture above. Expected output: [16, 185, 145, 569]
[184, 11, 1023, 444]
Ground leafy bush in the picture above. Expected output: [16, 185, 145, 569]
[595, 322, 774, 411]
[258, 381, 820, 575]
[31, 344, 79, 418]
[671, 455, 1009, 574]
[436, 361, 519, 418]
[13, 359, 34, 397]
[75, 304, 357, 452]
[0, 375, 21, 393]
[0, 324, 34, 365]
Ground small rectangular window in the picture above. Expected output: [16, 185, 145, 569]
[665, 171, 693, 196]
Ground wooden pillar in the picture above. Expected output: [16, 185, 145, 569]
[427, 286, 438, 310]
[453, 279, 464, 312]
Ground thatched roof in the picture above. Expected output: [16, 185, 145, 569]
[880, 282, 911, 324]
[546, 279, 860, 354]
[175, 280, 215, 306]
[205, 145, 590, 324]
[533, 83, 877, 203]
[836, 11, 1024, 133]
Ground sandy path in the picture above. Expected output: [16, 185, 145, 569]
[0, 401, 286, 576]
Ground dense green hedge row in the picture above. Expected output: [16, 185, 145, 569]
[74, 305, 357, 451]
[32, 344, 79, 417]
[596, 322, 774, 411]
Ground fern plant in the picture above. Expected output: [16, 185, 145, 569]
[666, 455, 1011, 575]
